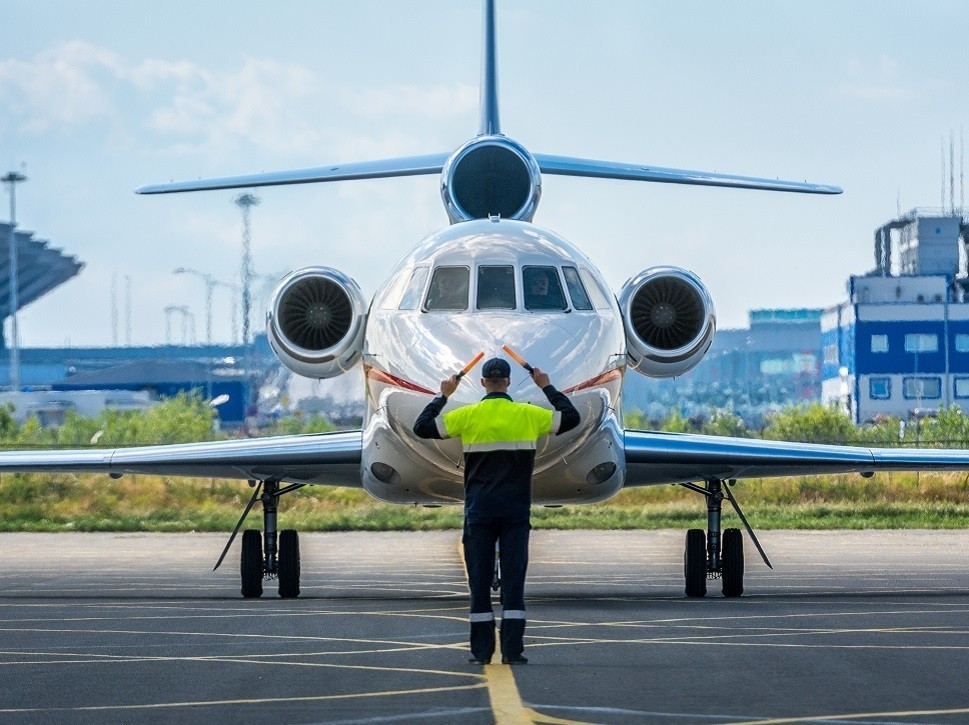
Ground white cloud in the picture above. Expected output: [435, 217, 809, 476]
[1, 42, 472, 158]
[0, 41, 121, 133]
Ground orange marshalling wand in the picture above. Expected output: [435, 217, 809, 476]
[456, 351, 485, 379]
[501, 344, 533, 373]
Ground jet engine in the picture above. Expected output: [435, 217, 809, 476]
[618, 266, 716, 378]
[266, 267, 367, 379]
[440, 135, 542, 223]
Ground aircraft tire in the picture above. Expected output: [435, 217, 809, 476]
[241, 529, 264, 598]
[721, 528, 744, 597]
[684, 528, 707, 597]
[278, 529, 300, 599]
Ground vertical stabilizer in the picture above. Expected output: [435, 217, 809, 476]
[479, 0, 501, 136]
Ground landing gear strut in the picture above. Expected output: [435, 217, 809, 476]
[214, 478, 305, 598]
[680, 478, 772, 598]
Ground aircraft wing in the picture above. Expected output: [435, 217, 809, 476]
[135, 153, 451, 194]
[624, 429, 969, 487]
[0, 431, 363, 486]
[535, 153, 843, 195]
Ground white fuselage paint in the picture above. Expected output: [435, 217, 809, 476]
[359, 218, 627, 506]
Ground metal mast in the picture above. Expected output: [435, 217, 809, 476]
[234, 192, 260, 346]
[2, 170, 27, 392]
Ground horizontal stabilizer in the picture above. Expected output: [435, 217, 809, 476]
[136, 153, 451, 194]
[535, 153, 842, 195]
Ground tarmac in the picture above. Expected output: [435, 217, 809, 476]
[1, 529, 968, 724]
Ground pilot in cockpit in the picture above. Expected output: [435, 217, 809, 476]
[523, 267, 566, 311]
[426, 267, 469, 310]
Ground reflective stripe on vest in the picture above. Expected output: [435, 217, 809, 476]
[442, 397, 553, 451]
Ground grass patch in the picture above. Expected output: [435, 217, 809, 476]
[2, 470, 969, 532]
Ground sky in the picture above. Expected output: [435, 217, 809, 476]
[2, 0, 968, 348]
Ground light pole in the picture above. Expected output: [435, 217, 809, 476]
[2, 170, 27, 392]
[234, 192, 260, 346]
[173, 267, 224, 344]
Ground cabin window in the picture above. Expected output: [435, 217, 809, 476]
[870, 334, 888, 353]
[477, 266, 516, 309]
[425, 266, 469, 311]
[579, 268, 612, 310]
[956, 334, 969, 352]
[523, 266, 567, 311]
[398, 267, 429, 310]
[562, 266, 593, 311]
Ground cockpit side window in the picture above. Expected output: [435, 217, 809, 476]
[562, 266, 593, 311]
[579, 267, 612, 310]
[425, 266, 470, 311]
[398, 267, 429, 310]
[477, 266, 516, 310]
[523, 266, 567, 311]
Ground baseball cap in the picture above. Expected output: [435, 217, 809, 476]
[481, 357, 511, 379]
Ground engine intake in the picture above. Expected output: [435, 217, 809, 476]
[441, 135, 541, 223]
[619, 266, 716, 378]
[267, 267, 367, 379]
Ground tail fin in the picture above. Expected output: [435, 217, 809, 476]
[479, 0, 500, 136]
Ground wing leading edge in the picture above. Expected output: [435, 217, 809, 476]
[535, 154, 843, 195]
[624, 430, 969, 487]
[0, 431, 363, 486]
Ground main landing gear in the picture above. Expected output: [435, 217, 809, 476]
[679, 478, 772, 598]
[214, 478, 306, 598]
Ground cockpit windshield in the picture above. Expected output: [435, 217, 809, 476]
[425, 266, 469, 311]
[523, 266, 567, 311]
[477, 266, 516, 309]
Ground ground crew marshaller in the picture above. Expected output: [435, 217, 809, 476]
[413, 357, 580, 664]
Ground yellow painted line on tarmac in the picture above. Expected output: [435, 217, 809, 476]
[482, 663, 589, 725]
[0, 683, 486, 715]
[458, 535, 592, 725]
[727, 704, 969, 724]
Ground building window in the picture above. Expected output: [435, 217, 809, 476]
[903, 376, 942, 400]
[955, 378, 969, 399]
[904, 333, 938, 353]
[869, 377, 891, 400]
[956, 334, 969, 353]
[870, 334, 888, 353]
[823, 344, 839, 365]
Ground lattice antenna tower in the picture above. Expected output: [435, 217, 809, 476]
[234, 192, 261, 345]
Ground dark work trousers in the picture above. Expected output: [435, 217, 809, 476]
[463, 516, 530, 661]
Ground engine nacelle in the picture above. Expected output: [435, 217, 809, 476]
[440, 135, 542, 223]
[266, 267, 367, 379]
[618, 266, 716, 378]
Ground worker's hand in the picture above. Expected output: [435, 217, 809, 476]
[440, 375, 460, 398]
[530, 367, 551, 389]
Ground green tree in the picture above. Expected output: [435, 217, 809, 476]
[762, 403, 856, 444]
[702, 409, 748, 438]
[660, 409, 695, 433]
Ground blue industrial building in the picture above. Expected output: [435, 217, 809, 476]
[822, 210, 969, 422]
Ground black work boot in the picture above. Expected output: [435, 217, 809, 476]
[499, 618, 526, 664]
[469, 620, 496, 664]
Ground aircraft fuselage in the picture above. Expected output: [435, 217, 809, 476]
[360, 218, 627, 505]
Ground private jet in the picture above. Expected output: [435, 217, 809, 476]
[3, 0, 968, 600]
